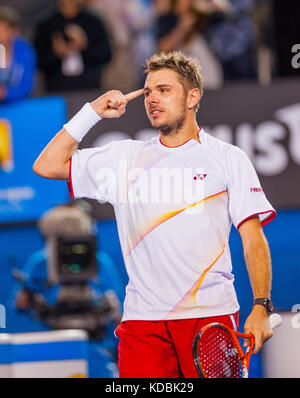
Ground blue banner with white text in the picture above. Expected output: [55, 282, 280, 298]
[0, 96, 69, 223]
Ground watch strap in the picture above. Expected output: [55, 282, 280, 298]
[253, 298, 274, 314]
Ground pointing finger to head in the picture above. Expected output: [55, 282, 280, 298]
[125, 88, 144, 103]
[108, 92, 126, 109]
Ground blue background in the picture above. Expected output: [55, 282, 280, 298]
[0, 97, 69, 223]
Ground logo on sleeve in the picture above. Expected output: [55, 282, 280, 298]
[250, 187, 263, 192]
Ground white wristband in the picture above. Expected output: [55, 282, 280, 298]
[63, 102, 102, 142]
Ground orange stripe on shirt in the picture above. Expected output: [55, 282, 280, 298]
[164, 245, 226, 319]
[191, 245, 226, 301]
[126, 190, 227, 256]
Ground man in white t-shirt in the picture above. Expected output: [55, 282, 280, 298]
[33, 51, 276, 378]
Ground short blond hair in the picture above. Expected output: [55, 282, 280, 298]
[144, 51, 204, 113]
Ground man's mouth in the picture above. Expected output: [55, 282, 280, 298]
[149, 109, 163, 117]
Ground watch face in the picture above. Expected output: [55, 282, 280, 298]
[267, 299, 274, 313]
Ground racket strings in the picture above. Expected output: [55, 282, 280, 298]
[196, 327, 243, 378]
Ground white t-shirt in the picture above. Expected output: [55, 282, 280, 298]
[68, 128, 276, 321]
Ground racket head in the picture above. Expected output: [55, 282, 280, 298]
[193, 322, 255, 378]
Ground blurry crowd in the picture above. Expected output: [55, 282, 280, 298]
[0, 0, 298, 104]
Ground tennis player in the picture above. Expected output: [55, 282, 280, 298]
[33, 51, 276, 378]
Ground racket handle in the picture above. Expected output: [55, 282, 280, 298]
[269, 313, 282, 330]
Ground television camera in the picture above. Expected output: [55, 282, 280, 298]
[13, 234, 120, 340]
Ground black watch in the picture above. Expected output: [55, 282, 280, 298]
[253, 298, 274, 315]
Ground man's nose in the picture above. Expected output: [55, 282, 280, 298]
[147, 93, 159, 105]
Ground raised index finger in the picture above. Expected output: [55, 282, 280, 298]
[125, 88, 144, 103]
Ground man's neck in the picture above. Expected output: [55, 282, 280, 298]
[159, 119, 200, 147]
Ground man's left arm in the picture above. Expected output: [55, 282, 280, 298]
[238, 216, 273, 353]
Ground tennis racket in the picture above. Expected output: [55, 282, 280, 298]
[192, 313, 282, 378]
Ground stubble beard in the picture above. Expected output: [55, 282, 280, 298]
[158, 113, 186, 136]
[155, 100, 187, 136]
[147, 94, 188, 136]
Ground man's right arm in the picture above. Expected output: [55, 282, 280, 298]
[32, 89, 144, 181]
[33, 128, 78, 180]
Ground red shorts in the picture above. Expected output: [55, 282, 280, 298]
[115, 312, 239, 378]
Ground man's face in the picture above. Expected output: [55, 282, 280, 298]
[174, 0, 191, 14]
[0, 21, 16, 46]
[144, 69, 188, 135]
[58, 0, 82, 18]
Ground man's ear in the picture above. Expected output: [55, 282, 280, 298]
[187, 88, 200, 110]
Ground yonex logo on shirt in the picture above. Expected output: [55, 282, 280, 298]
[193, 174, 207, 181]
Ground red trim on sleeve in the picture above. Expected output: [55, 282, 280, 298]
[67, 157, 74, 200]
[237, 210, 277, 230]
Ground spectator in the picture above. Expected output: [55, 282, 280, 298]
[0, 6, 36, 103]
[252, 0, 275, 85]
[33, 0, 112, 92]
[87, 0, 137, 91]
[205, 0, 259, 82]
[88, 0, 156, 90]
[125, 0, 157, 86]
[155, 0, 223, 89]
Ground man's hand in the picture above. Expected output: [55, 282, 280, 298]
[15, 290, 31, 310]
[90, 89, 144, 119]
[244, 305, 273, 354]
[65, 24, 88, 52]
[177, 12, 198, 34]
[52, 32, 73, 58]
